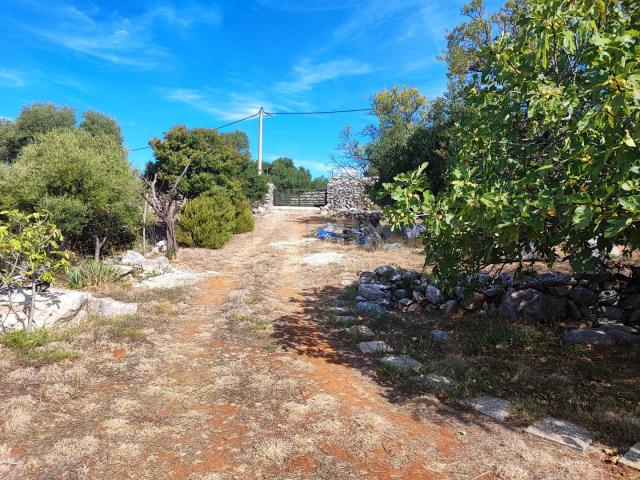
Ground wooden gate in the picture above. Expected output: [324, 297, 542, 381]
[273, 189, 327, 207]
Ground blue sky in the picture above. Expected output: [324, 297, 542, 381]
[0, 0, 502, 178]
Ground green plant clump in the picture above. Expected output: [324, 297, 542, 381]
[176, 190, 236, 249]
[66, 261, 122, 289]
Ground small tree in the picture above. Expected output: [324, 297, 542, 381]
[143, 163, 190, 257]
[176, 190, 235, 249]
[0, 210, 69, 332]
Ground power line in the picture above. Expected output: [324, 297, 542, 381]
[264, 108, 371, 115]
[127, 107, 370, 152]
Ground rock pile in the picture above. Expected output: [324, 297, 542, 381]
[356, 265, 640, 346]
[252, 183, 275, 214]
[321, 175, 379, 216]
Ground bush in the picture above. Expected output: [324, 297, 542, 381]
[66, 261, 122, 289]
[233, 200, 255, 234]
[177, 191, 235, 249]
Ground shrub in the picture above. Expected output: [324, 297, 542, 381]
[176, 191, 235, 249]
[233, 200, 255, 234]
[66, 261, 122, 289]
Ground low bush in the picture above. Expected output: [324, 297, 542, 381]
[233, 200, 255, 234]
[66, 261, 122, 289]
[177, 190, 235, 249]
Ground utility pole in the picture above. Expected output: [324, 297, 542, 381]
[258, 106, 263, 176]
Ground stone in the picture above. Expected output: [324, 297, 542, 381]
[331, 306, 351, 316]
[88, 297, 138, 317]
[562, 328, 615, 346]
[425, 284, 446, 305]
[444, 299, 459, 317]
[539, 272, 573, 287]
[629, 309, 640, 325]
[598, 289, 620, 306]
[566, 300, 582, 320]
[620, 293, 640, 310]
[332, 315, 357, 326]
[567, 286, 598, 307]
[346, 325, 375, 339]
[357, 340, 393, 354]
[620, 442, 640, 471]
[463, 395, 512, 421]
[390, 273, 403, 282]
[355, 302, 386, 317]
[596, 305, 624, 321]
[406, 303, 422, 313]
[301, 252, 344, 266]
[431, 329, 453, 344]
[122, 250, 146, 266]
[461, 292, 486, 310]
[393, 289, 409, 300]
[481, 285, 504, 297]
[0, 287, 91, 331]
[398, 298, 414, 308]
[412, 290, 426, 303]
[115, 265, 134, 277]
[548, 285, 572, 296]
[499, 288, 567, 323]
[525, 417, 591, 452]
[600, 324, 640, 344]
[379, 355, 422, 370]
[374, 265, 395, 278]
[358, 284, 391, 302]
[422, 373, 457, 390]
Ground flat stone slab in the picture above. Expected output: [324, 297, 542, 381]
[357, 340, 393, 354]
[619, 442, 640, 470]
[422, 373, 457, 390]
[378, 355, 422, 370]
[464, 395, 513, 421]
[346, 325, 375, 339]
[525, 417, 592, 452]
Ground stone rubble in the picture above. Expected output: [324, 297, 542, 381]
[525, 417, 592, 452]
[356, 265, 640, 346]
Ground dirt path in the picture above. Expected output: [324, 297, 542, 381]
[0, 209, 623, 479]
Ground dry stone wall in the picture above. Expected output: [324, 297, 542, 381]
[322, 175, 379, 215]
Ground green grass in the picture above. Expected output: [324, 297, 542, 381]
[0, 328, 79, 366]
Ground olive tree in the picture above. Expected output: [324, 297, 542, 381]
[3, 129, 142, 259]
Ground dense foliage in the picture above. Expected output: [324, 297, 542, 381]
[146, 126, 267, 202]
[386, 0, 640, 287]
[1, 128, 141, 259]
[176, 191, 236, 249]
[339, 86, 454, 205]
[264, 157, 328, 191]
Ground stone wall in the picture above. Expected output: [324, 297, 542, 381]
[322, 175, 378, 215]
[355, 266, 640, 346]
[252, 183, 275, 214]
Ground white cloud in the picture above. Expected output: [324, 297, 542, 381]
[161, 87, 270, 121]
[275, 59, 372, 94]
[0, 68, 26, 87]
[13, 2, 222, 69]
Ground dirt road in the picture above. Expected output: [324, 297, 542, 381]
[0, 209, 621, 479]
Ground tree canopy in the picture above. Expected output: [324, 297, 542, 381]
[146, 126, 266, 202]
[2, 128, 141, 259]
[386, 0, 640, 287]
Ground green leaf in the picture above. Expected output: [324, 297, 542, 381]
[572, 205, 593, 230]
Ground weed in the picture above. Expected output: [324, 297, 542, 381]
[0, 328, 79, 366]
[66, 261, 123, 289]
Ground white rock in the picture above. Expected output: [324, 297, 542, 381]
[379, 355, 422, 370]
[300, 252, 344, 266]
[525, 417, 592, 452]
[357, 340, 393, 354]
[88, 297, 138, 317]
[0, 287, 91, 331]
[620, 442, 640, 470]
[122, 250, 146, 266]
[464, 395, 513, 421]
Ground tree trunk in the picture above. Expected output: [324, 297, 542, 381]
[27, 275, 36, 333]
[94, 235, 107, 261]
[165, 220, 177, 258]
